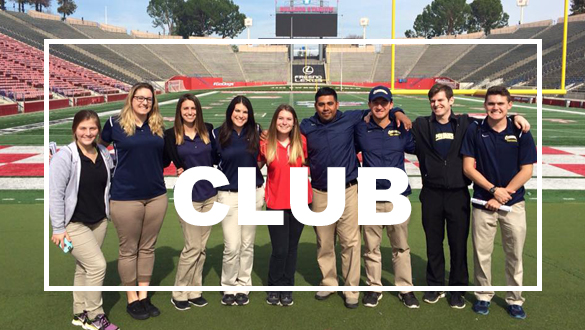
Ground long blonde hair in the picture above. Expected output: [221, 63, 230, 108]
[118, 82, 164, 137]
[174, 93, 209, 145]
[265, 104, 305, 165]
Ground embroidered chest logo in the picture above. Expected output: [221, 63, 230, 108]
[387, 130, 401, 137]
[505, 135, 518, 143]
[435, 132, 454, 141]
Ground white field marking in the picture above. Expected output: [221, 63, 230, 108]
[35, 198, 44, 201]
[563, 198, 576, 200]
[2, 198, 14, 201]
[260, 112, 267, 118]
[543, 154, 585, 164]
[455, 96, 585, 116]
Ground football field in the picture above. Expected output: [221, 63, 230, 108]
[1, 88, 584, 329]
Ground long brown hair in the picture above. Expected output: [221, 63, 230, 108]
[218, 95, 259, 153]
[174, 93, 210, 145]
[265, 104, 305, 165]
[72, 109, 101, 147]
[118, 82, 164, 137]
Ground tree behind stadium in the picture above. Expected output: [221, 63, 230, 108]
[571, 0, 585, 15]
[148, 0, 246, 38]
[57, 0, 77, 21]
[405, 0, 509, 38]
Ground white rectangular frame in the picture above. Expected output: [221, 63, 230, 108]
[44, 38, 542, 292]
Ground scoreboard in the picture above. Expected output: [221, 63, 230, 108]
[275, 2, 338, 37]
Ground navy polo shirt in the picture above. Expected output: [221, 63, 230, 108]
[355, 119, 415, 196]
[433, 121, 454, 159]
[460, 118, 536, 207]
[177, 128, 217, 202]
[212, 126, 264, 191]
[101, 116, 166, 200]
[300, 110, 365, 190]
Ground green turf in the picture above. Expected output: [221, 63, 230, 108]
[1, 194, 584, 329]
[1, 88, 584, 146]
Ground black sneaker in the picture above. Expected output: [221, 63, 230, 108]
[171, 298, 191, 311]
[126, 300, 150, 320]
[266, 292, 280, 306]
[362, 292, 382, 308]
[398, 292, 420, 309]
[188, 296, 208, 307]
[280, 292, 294, 307]
[140, 297, 161, 317]
[221, 294, 236, 306]
[71, 311, 89, 328]
[235, 293, 250, 306]
[448, 293, 466, 309]
[423, 291, 445, 304]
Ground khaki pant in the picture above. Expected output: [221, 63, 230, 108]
[312, 185, 360, 300]
[172, 195, 216, 300]
[218, 187, 265, 294]
[363, 201, 413, 294]
[110, 193, 168, 286]
[67, 219, 108, 319]
[472, 201, 526, 306]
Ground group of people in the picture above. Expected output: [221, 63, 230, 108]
[49, 82, 535, 330]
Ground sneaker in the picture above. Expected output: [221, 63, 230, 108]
[507, 304, 527, 319]
[221, 294, 236, 306]
[85, 314, 119, 330]
[423, 291, 445, 304]
[126, 300, 150, 320]
[266, 292, 280, 306]
[448, 293, 466, 309]
[140, 297, 161, 317]
[362, 292, 383, 308]
[344, 296, 359, 309]
[314, 291, 335, 300]
[71, 311, 88, 327]
[235, 293, 249, 306]
[472, 300, 491, 315]
[188, 296, 208, 307]
[171, 298, 191, 311]
[398, 292, 420, 309]
[280, 292, 294, 307]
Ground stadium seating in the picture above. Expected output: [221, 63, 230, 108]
[146, 44, 211, 77]
[189, 45, 246, 81]
[373, 45, 426, 81]
[237, 51, 289, 82]
[409, 44, 475, 78]
[327, 50, 376, 82]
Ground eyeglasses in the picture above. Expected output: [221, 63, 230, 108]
[133, 96, 153, 103]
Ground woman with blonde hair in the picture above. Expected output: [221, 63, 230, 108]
[258, 104, 312, 307]
[101, 82, 169, 320]
[164, 93, 216, 310]
[49, 110, 119, 330]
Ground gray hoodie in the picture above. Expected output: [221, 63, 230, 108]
[49, 142, 114, 234]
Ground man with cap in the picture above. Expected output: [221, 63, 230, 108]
[299, 87, 410, 309]
[355, 86, 420, 309]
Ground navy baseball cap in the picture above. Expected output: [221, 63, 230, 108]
[369, 86, 393, 102]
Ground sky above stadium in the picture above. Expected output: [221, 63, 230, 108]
[35, 0, 566, 39]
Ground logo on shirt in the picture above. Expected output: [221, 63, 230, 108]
[387, 130, 401, 137]
[435, 132, 454, 141]
[505, 135, 518, 143]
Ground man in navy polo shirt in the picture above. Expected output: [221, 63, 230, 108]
[355, 86, 420, 309]
[300, 87, 409, 309]
[461, 86, 536, 320]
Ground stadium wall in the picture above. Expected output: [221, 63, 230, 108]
[74, 96, 105, 107]
[24, 99, 70, 112]
[106, 93, 128, 102]
[0, 104, 18, 116]
[166, 76, 286, 92]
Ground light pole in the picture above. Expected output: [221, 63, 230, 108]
[517, 0, 530, 25]
[360, 17, 369, 39]
[244, 18, 253, 39]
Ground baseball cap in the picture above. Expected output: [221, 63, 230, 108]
[369, 86, 393, 102]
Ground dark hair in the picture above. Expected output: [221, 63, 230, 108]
[428, 83, 454, 100]
[219, 95, 259, 153]
[174, 93, 209, 145]
[485, 85, 511, 103]
[315, 87, 338, 102]
[72, 110, 101, 146]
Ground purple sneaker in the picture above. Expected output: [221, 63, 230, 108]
[86, 314, 119, 330]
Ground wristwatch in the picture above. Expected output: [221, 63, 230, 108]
[489, 186, 497, 194]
